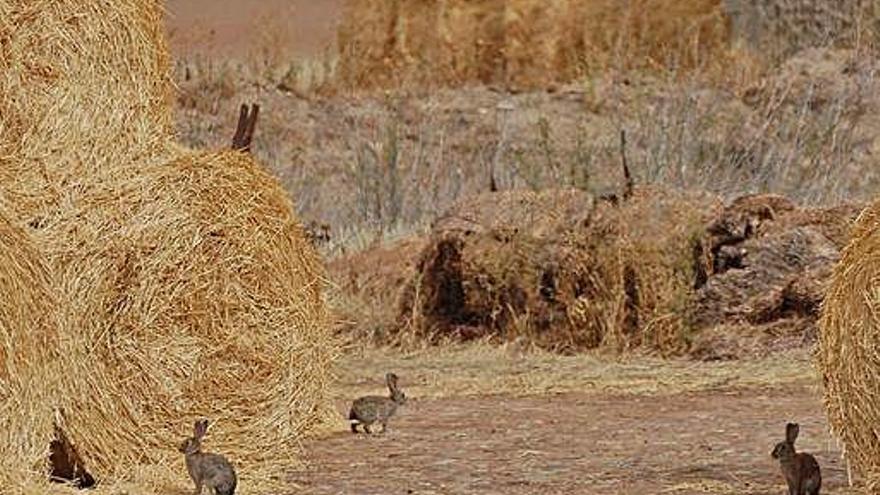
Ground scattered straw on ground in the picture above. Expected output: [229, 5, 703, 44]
[333, 342, 817, 404]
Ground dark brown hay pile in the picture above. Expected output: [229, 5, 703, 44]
[0, 0, 175, 224]
[818, 199, 880, 490]
[13, 151, 332, 494]
[400, 186, 720, 354]
[690, 194, 862, 359]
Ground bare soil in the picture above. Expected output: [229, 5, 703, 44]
[290, 387, 851, 494]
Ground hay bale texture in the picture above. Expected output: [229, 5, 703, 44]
[0, 210, 63, 490]
[400, 186, 721, 353]
[0, 1, 334, 493]
[0, 0, 176, 225]
[32, 152, 331, 492]
[818, 200, 880, 490]
[2, 151, 333, 494]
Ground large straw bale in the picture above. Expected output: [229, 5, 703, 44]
[0, 0, 175, 224]
[818, 200, 880, 490]
[33, 151, 331, 493]
[401, 186, 720, 353]
[0, 1, 334, 493]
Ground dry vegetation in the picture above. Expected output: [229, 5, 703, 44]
[170, 3, 880, 488]
[2, 0, 880, 493]
[818, 198, 880, 492]
[332, 342, 819, 403]
[0, 1, 333, 494]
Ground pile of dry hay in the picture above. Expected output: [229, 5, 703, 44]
[0, 1, 334, 494]
[400, 186, 720, 354]
[818, 200, 880, 490]
[393, 187, 861, 357]
[336, 0, 727, 90]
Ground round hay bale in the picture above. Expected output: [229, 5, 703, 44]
[818, 200, 880, 489]
[0, 0, 175, 224]
[0, 210, 63, 487]
[23, 150, 333, 493]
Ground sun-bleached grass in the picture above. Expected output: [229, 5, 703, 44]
[332, 342, 819, 402]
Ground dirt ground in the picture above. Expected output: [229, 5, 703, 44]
[291, 343, 852, 495]
[290, 387, 850, 494]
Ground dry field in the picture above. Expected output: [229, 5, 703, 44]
[1, 1, 875, 494]
[292, 346, 857, 494]
[159, 0, 880, 493]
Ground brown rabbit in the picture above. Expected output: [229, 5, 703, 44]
[771, 423, 821, 495]
[179, 419, 237, 495]
[349, 372, 407, 434]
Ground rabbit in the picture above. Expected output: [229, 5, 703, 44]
[179, 419, 237, 495]
[771, 422, 821, 495]
[349, 372, 407, 434]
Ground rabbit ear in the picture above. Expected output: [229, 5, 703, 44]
[785, 423, 799, 443]
[194, 419, 208, 438]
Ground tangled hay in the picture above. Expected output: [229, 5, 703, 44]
[818, 199, 880, 490]
[4, 151, 332, 494]
[328, 235, 428, 345]
[0, 1, 335, 493]
[336, 0, 728, 90]
[0, 210, 63, 490]
[0, 0, 175, 224]
[400, 186, 720, 354]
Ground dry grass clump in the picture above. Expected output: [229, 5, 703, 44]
[8, 151, 333, 494]
[336, 0, 728, 91]
[399, 186, 720, 354]
[817, 199, 880, 490]
[328, 234, 428, 345]
[571, 186, 722, 353]
[0, 0, 176, 224]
